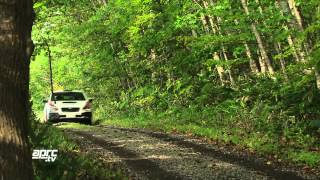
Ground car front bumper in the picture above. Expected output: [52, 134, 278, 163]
[49, 112, 92, 121]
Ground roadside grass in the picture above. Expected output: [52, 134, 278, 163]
[31, 121, 125, 179]
[100, 105, 320, 168]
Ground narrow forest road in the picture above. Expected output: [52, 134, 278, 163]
[58, 124, 317, 180]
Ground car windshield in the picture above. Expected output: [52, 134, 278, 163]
[51, 92, 85, 101]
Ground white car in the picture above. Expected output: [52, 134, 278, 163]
[43, 90, 93, 124]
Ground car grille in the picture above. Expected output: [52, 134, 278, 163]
[61, 108, 80, 112]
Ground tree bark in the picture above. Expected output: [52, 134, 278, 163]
[99, 0, 107, 5]
[195, 0, 226, 85]
[257, 50, 267, 73]
[202, 0, 232, 85]
[200, 14, 210, 34]
[234, 19, 259, 74]
[275, 0, 303, 62]
[216, 16, 235, 85]
[316, 69, 320, 90]
[0, 0, 34, 179]
[287, 0, 310, 57]
[274, 43, 288, 79]
[287, 0, 304, 31]
[287, 0, 320, 89]
[241, 0, 275, 75]
[245, 43, 260, 74]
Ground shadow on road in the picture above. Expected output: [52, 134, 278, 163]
[105, 126, 304, 180]
[71, 130, 185, 180]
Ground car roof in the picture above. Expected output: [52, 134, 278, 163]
[53, 90, 84, 93]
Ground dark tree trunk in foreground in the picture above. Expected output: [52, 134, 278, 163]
[0, 0, 34, 179]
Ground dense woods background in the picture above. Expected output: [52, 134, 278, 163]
[31, 0, 320, 166]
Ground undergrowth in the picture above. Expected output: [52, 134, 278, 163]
[30, 118, 125, 179]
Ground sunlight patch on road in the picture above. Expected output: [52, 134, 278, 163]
[138, 142, 172, 150]
[110, 139, 145, 143]
[212, 161, 234, 169]
[146, 155, 178, 160]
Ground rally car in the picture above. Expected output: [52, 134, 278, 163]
[43, 90, 93, 124]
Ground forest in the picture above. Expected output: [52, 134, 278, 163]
[1, 0, 320, 179]
[29, 0, 320, 168]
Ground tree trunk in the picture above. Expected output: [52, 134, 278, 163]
[0, 0, 34, 179]
[287, 0, 304, 31]
[234, 19, 259, 74]
[274, 43, 288, 79]
[257, 50, 267, 73]
[241, 0, 275, 75]
[245, 43, 260, 74]
[214, 52, 226, 86]
[287, 0, 310, 56]
[202, 0, 232, 85]
[287, 0, 320, 89]
[216, 16, 235, 85]
[196, 0, 226, 85]
[99, 0, 107, 5]
[288, 34, 304, 62]
[275, 0, 303, 62]
[200, 14, 210, 34]
[316, 69, 320, 90]
[315, 3, 320, 90]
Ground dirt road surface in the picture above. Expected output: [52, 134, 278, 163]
[58, 124, 318, 180]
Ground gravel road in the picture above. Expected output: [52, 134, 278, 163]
[59, 124, 318, 180]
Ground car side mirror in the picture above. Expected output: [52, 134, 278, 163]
[43, 100, 48, 103]
[88, 98, 93, 103]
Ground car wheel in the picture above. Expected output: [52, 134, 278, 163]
[47, 118, 54, 124]
[85, 118, 92, 125]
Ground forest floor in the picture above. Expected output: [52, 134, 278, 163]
[56, 123, 319, 180]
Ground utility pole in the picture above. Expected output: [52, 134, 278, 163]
[45, 41, 54, 95]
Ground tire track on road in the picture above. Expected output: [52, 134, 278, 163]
[70, 130, 185, 180]
[61, 124, 317, 180]
[101, 126, 306, 180]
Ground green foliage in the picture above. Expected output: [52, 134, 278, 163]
[31, 0, 320, 116]
[290, 151, 320, 167]
[30, 0, 320, 168]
